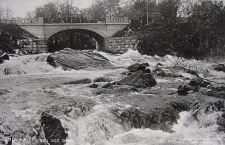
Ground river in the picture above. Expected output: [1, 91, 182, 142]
[0, 50, 224, 145]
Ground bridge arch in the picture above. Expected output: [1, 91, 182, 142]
[46, 26, 107, 51]
[46, 26, 107, 39]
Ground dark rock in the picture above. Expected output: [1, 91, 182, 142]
[93, 77, 111, 83]
[178, 85, 189, 96]
[153, 68, 166, 77]
[2, 54, 9, 60]
[212, 64, 225, 72]
[189, 76, 203, 86]
[222, 112, 225, 118]
[205, 100, 224, 113]
[144, 69, 151, 74]
[47, 48, 112, 70]
[128, 63, 148, 72]
[63, 78, 91, 85]
[201, 80, 211, 88]
[217, 126, 225, 132]
[102, 82, 117, 88]
[217, 116, 225, 128]
[117, 71, 157, 88]
[41, 112, 68, 145]
[213, 85, 225, 92]
[0, 53, 9, 64]
[137, 65, 146, 72]
[0, 89, 9, 95]
[156, 63, 163, 66]
[166, 73, 183, 78]
[89, 84, 98, 88]
[142, 63, 150, 66]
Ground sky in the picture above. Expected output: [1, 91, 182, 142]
[1, 0, 225, 18]
[0, 0, 95, 18]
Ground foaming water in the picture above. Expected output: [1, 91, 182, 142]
[0, 53, 66, 76]
[1, 50, 225, 145]
[61, 104, 225, 145]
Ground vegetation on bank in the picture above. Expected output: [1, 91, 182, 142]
[0, 22, 37, 53]
[115, 0, 225, 59]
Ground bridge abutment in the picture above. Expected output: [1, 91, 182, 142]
[103, 37, 138, 54]
[18, 39, 47, 54]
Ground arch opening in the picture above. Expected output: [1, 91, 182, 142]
[47, 28, 105, 53]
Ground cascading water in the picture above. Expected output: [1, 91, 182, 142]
[0, 50, 224, 145]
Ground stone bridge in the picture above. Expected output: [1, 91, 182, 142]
[17, 17, 137, 53]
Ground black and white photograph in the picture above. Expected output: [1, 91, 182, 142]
[0, 0, 225, 144]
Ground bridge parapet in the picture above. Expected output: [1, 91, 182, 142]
[106, 17, 129, 23]
[17, 17, 44, 25]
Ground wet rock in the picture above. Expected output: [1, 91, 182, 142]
[178, 85, 190, 96]
[0, 89, 9, 95]
[137, 65, 146, 72]
[212, 64, 225, 72]
[200, 80, 211, 87]
[4, 68, 26, 75]
[144, 69, 151, 74]
[63, 78, 91, 85]
[102, 82, 117, 88]
[222, 112, 225, 118]
[205, 100, 224, 113]
[0, 53, 9, 64]
[189, 76, 203, 86]
[89, 84, 98, 88]
[127, 63, 149, 72]
[213, 85, 225, 92]
[166, 73, 183, 78]
[217, 126, 225, 132]
[93, 77, 111, 83]
[41, 112, 68, 145]
[202, 85, 225, 99]
[47, 48, 112, 70]
[217, 116, 225, 128]
[117, 71, 157, 88]
[153, 67, 166, 77]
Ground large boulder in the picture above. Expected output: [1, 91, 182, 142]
[47, 48, 112, 70]
[117, 71, 157, 88]
[41, 112, 68, 145]
[127, 63, 149, 72]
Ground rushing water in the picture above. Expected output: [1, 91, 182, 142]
[0, 50, 225, 145]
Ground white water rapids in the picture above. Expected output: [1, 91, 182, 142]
[0, 50, 224, 145]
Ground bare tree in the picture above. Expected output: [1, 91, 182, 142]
[26, 11, 36, 18]
[5, 7, 13, 19]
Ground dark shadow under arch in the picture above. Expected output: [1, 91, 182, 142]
[47, 28, 106, 52]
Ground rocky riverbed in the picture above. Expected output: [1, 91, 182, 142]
[0, 49, 224, 145]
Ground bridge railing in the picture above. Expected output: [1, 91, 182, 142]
[17, 17, 129, 25]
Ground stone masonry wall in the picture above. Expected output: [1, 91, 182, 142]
[19, 39, 47, 54]
[104, 37, 138, 54]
